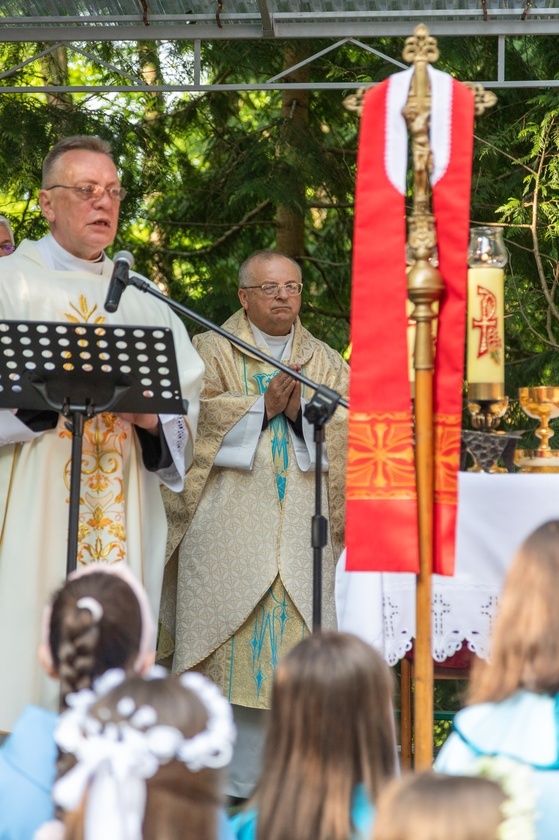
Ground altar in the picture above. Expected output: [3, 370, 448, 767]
[336, 471, 559, 664]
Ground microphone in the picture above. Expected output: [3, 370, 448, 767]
[104, 250, 135, 313]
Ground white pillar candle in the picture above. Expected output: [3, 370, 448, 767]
[467, 266, 505, 389]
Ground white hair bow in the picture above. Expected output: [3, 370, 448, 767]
[49, 669, 236, 840]
[55, 710, 159, 840]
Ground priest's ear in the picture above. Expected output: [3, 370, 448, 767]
[238, 287, 249, 313]
[37, 642, 57, 679]
[38, 189, 56, 223]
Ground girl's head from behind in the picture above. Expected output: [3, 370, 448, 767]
[373, 772, 506, 840]
[57, 671, 235, 840]
[266, 631, 395, 794]
[256, 632, 396, 840]
[469, 519, 559, 703]
[41, 563, 155, 706]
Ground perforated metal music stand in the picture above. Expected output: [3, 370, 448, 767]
[0, 319, 187, 575]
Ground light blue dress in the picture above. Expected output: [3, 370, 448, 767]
[0, 704, 58, 840]
[229, 783, 375, 840]
[435, 690, 559, 840]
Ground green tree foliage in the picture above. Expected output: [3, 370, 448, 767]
[0, 41, 153, 242]
[435, 33, 559, 441]
[133, 38, 376, 351]
[0, 32, 558, 372]
[0, 37, 409, 353]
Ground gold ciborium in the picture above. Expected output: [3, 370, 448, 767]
[516, 386, 559, 472]
[467, 393, 509, 432]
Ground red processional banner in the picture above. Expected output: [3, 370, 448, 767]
[345, 67, 474, 576]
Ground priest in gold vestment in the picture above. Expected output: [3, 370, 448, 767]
[0, 136, 204, 733]
[161, 250, 348, 795]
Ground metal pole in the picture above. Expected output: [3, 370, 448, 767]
[402, 24, 444, 767]
[66, 411, 85, 576]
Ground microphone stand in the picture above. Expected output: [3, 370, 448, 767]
[122, 273, 348, 631]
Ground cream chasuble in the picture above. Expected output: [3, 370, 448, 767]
[0, 239, 204, 732]
[161, 309, 349, 708]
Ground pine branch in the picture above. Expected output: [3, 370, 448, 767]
[474, 133, 537, 175]
[301, 256, 350, 268]
[303, 256, 348, 316]
[162, 218, 273, 229]
[163, 200, 272, 257]
[306, 201, 354, 209]
[531, 120, 559, 325]
[306, 301, 350, 321]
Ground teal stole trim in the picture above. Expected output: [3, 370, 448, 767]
[252, 371, 289, 506]
[241, 354, 290, 507]
[231, 356, 300, 700]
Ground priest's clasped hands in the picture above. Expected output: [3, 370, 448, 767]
[264, 364, 302, 423]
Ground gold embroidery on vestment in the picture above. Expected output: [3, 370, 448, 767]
[61, 297, 127, 565]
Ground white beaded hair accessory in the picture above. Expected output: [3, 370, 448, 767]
[76, 597, 104, 623]
[51, 667, 236, 840]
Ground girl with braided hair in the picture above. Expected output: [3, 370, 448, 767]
[0, 563, 155, 840]
[42, 564, 153, 707]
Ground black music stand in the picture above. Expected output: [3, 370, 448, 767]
[0, 319, 187, 576]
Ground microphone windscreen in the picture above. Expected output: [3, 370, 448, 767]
[113, 250, 135, 269]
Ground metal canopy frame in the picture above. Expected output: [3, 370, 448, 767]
[0, 2, 558, 92]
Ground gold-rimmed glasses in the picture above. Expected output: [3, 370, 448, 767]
[44, 184, 127, 202]
[242, 282, 303, 297]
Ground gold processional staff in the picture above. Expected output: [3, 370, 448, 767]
[344, 24, 496, 767]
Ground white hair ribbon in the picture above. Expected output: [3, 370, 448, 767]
[49, 669, 236, 840]
[55, 726, 157, 840]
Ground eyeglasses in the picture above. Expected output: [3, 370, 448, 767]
[0, 244, 15, 254]
[44, 184, 127, 202]
[242, 282, 303, 297]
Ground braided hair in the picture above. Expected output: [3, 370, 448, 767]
[49, 570, 142, 707]
[48, 569, 143, 787]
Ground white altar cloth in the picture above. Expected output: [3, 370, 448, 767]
[336, 472, 559, 664]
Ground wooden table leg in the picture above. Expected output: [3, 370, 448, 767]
[400, 656, 413, 769]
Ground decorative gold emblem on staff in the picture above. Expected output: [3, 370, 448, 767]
[403, 25, 444, 373]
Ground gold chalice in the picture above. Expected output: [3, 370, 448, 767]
[516, 386, 559, 472]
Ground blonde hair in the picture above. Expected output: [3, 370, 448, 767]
[372, 772, 505, 840]
[469, 519, 559, 704]
[64, 675, 223, 840]
[253, 632, 397, 840]
[42, 135, 113, 187]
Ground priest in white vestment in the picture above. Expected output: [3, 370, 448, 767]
[161, 250, 349, 795]
[0, 136, 204, 732]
